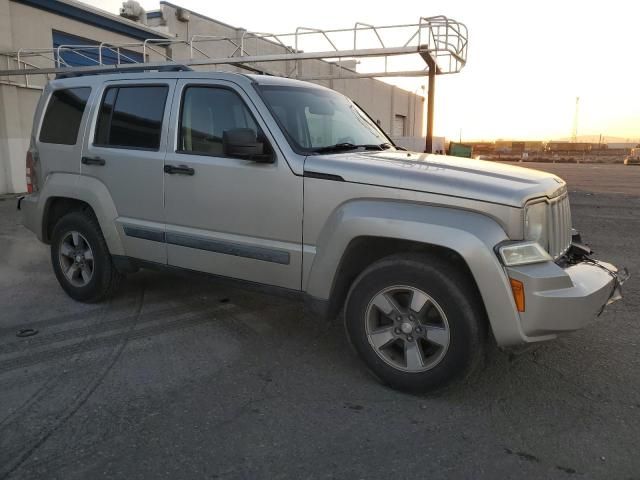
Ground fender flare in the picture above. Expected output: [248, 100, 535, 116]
[305, 199, 528, 346]
[39, 173, 124, 255]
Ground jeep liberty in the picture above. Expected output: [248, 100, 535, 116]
[19, 70, 628, 392]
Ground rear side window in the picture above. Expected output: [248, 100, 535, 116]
[39, 87, 91, 145]
[94, 85, 168, 150]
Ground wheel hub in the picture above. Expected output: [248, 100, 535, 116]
[400, 321, 413, 334]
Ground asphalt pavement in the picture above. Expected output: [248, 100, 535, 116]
[1, 163, 639, 479]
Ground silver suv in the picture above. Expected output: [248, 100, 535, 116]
[19, 70, 628, 392]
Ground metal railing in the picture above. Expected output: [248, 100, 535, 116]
[0, 16, 468, 86]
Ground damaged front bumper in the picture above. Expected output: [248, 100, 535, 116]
[564, 229, 629, 309]
[505, 235, 629, 342]
[593, 260, 629, 310]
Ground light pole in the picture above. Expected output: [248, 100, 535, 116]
[424, 54, 437, 153]
[412, 84, 425, 137]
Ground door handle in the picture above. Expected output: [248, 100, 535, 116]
[81, 156, 105, 166]
[164, 164, 195, 176]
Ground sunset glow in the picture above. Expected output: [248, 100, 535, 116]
[86, 0, 640, 142]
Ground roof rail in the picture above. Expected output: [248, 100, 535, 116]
[54, 63, 192, 79]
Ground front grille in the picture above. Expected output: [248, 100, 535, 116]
[548, 194, 572, 258]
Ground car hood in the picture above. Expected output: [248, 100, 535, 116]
[304, 151, 566, 207]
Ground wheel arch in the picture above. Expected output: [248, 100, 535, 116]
[304, 200, 527, 345]
[43, 197, 92, 243]
[326, 237, 481, 321]
[38, 173, 124, 255]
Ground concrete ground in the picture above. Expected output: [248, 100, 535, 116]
[1, 163, 639, 479]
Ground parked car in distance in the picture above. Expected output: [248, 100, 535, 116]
[19, 69, 629, 392]
[624, 147, 640, 165]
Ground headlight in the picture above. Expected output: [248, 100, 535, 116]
[498, 241, 552, 266]
[524, 201, 548, 250]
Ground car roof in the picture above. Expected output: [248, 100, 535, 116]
[48, 70, 330, 92]
[244, 74, 328, 90]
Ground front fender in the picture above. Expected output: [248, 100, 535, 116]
[305, 200, 528, 346]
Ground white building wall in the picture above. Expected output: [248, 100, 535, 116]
[0, 0, 170, 194]
[0, 0, 426, 194]
[0, 86, 40, 194]
[158, 2, 424, 139]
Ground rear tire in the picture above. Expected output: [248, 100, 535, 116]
[344, 253, 486, 393]
[50, 210, 122, 302]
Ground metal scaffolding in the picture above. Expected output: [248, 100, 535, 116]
[0, 16, 468, 151]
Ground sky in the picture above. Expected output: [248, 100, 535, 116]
[82, 0, 640, 142]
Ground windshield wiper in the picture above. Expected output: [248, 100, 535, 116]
[311, 143, 359, 153]
[311, 142, 394, 154]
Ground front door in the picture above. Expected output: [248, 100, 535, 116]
[163, 79, 303, 290]
[81, 79, 176, 264]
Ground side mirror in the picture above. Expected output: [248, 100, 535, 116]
[222, 128, 273, 163]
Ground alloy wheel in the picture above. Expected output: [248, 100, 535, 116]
[58, 231, 94, 287]
[365, 285, 450, 372]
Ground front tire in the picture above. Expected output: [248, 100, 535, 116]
[344, 253, 486, 393]
[50, 210, 122, 302]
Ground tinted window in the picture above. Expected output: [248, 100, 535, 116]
[94, 88, 116, 146]
[179, 87, 263, 156]
[39, 88, 91, 145]
[95, 86, 168, 150]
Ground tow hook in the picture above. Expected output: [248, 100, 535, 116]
[17, 195, 24, 211]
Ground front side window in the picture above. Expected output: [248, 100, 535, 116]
[39, 87, 91, 145]
[257, 85, 392, 153]
[179, 86, 266, 157]
[94, 85, 168, 150]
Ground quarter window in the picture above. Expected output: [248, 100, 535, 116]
[39, 87, 91, 145]
[179, 86, 268, 157]
[94, 86, 168, 150]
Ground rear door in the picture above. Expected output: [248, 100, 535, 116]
[82, 79, 176, 264]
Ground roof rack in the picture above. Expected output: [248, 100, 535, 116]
[54, 63, 193, 79]
[0, 16, 468, 153]
[0, 17, 467, 81]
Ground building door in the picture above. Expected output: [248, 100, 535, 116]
[163, 79, 303, 290]
[393, 114, 406, 137]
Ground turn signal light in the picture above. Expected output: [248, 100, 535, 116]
[509, 278, 525, 312]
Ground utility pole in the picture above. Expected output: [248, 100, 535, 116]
[571, 96, 579, 142]
[424, 54, 437, 153]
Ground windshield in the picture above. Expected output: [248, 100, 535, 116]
[257, 85, 394, 154]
